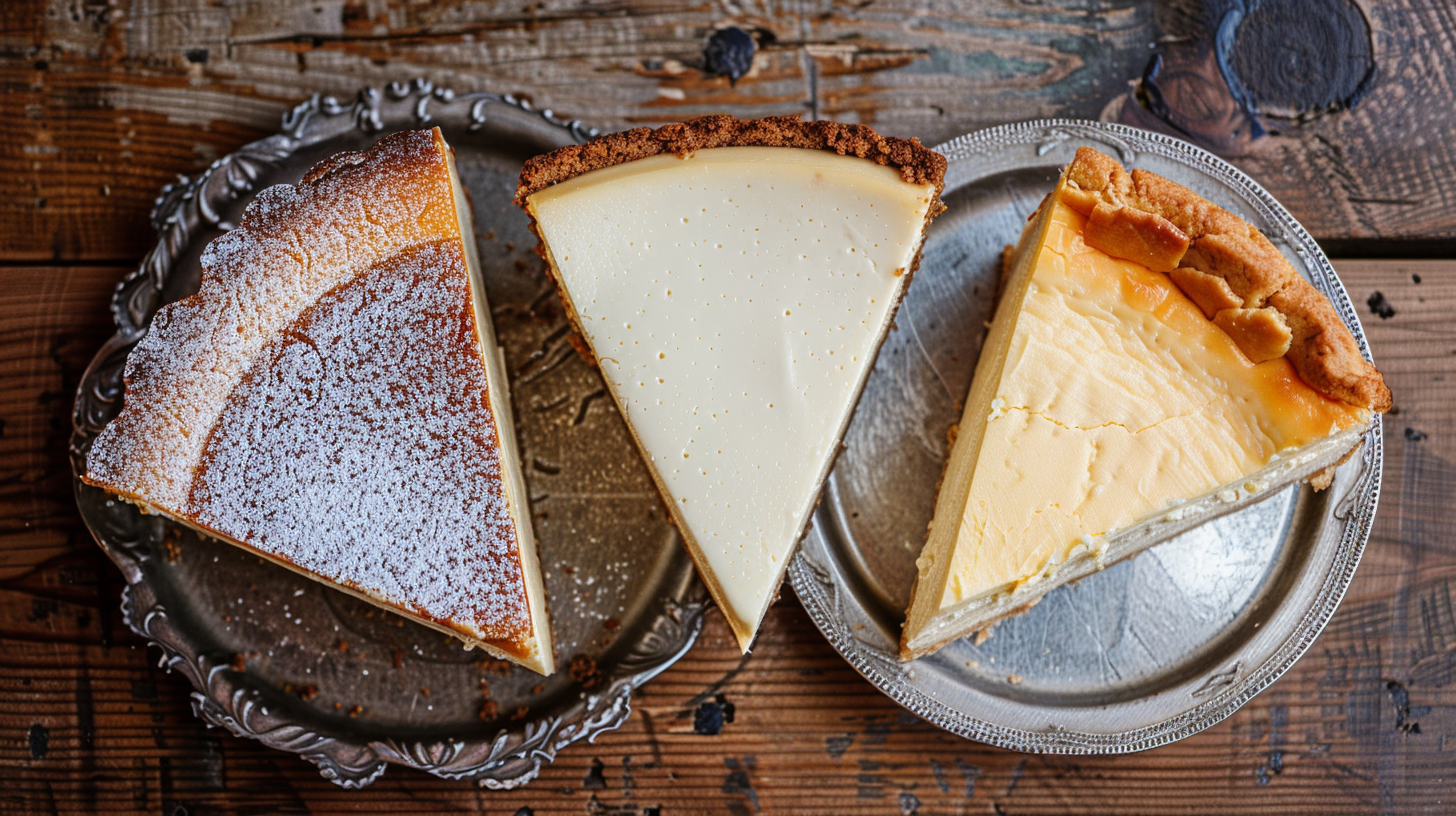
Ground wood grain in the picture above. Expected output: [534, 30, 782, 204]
[3, 0, 1455, 264]
[0, 261, 1451, 813]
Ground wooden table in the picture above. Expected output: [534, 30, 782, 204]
[3, 1, 1454, 812]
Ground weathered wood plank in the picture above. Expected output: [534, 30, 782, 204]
[0, 261, 1451, 812]
[0, 267, 115, 582]
[3, 0, 1454, 263]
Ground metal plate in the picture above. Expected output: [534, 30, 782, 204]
[789, 120, 1383, 753]
[70, 79, 708, 788]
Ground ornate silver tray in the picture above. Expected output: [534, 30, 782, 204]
[70, 79, 708, 788]
[789, 120, 1383, 753]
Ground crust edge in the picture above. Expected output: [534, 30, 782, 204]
[514, 114, 946, 208]
[1061, 146, 1391, 412]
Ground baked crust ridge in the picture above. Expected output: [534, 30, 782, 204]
[1060, 146, 1391, 412]
[514, 114, 947, 206]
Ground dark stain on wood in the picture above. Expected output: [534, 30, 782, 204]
[704, 27, 756, 85]
[693, 693, 735, 735]
[1368, 291, 1397, 319]
[898, 790, 922, 814]
[1220, 0, 1375, 122]
[26, 723, 48, 759]
[583, 757, 607, 790]
[1385, 679, 1424, 734]
[956, 758, 982, 799]
[826, 732, 854, 758]
[1255, 749, 1284, 785]
[721, 756, 761, 815]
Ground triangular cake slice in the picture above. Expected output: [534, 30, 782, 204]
[516, 116, 946, 650]
[901, 147, 1390, 661]
[83, 129, 554, 675]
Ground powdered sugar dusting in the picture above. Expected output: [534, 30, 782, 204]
[87, 130, 458, 507]
[189, 240, 530, 646]
[82, 129, 538, 655]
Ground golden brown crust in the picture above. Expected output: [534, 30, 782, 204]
[1168, 266, 1243, 318]
[1213, 307, 1293, 363]
[1061, 147, 1390, 412]
[514, 114, 946, 207]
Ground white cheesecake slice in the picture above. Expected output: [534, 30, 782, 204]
[518, 116, 945, 649]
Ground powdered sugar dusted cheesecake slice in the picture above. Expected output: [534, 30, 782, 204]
[83, 129, 554, 675]
[516, 116, 946, 650]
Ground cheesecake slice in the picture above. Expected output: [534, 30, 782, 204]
[516, 116, 946, 650]
[83, 129, 554, 675]
[900, 147, 1390, 661]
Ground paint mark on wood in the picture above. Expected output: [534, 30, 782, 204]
[705, 27, 756, 85]
[826, 733, 855, 759]
[1386, 680, 1423, 734]
[1255, 750, 1284, 785]
[722, 756, 761, 814]
[956, 758, 981, 799]
[929, 759, 949, 793]
[1005, 758, 1026, 796]
[1405, 428, 1428, 442]
[1367, 291, 1396, 319]
[694, 693, 735, 735]
[27, 723, 48, 759]
[899, 791, 922, 815]
[584, 757, 607, 790]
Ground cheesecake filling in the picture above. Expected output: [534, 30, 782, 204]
[528, 146, 936, 645]
[903, 196, 1369, 655]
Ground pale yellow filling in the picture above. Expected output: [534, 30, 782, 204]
[938, 200, 1368, 609]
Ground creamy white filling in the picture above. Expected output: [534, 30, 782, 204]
[529, 147, 935, 644]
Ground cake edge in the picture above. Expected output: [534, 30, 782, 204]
[514, 114, 947, 208]
[446, 143, 556, 676]
[95, 488, 552, 674]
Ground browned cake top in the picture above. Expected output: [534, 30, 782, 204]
[1060, 147, 1391, 412]
[514, 114, 947, 206]
[83, 129, 533, 654]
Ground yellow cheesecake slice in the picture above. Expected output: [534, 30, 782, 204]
[900, 147, 1389, 661]
[517, 116, 946, 650]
